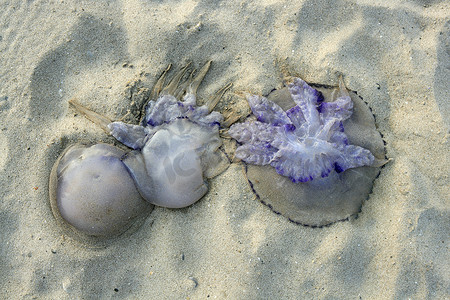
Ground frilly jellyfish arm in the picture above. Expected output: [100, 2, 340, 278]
[182, 93, 197, 106]
[287, 78, 324, 132]
[318, 76, 353, 121]
[270, 139, 375, 182]
[335, 144, 375, 171]
[269, 139, 337, 182]
[247, 95, 291, 126]
[235, 143, 277, 165]
[319, 96, 353, 121]
[144, 94, 223, 128]
[229, 121, 280, 164]
[108, 122, 148, 150]
[285, 106, 306, 128]
[144, 95, 183, 126]
[229, 77, 378, 183]
[188, 107, 223, 127]
[228, 121, 279, 144]
[315, 118, 344, 142]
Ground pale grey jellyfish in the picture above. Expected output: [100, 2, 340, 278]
[50, 62, 230, 239]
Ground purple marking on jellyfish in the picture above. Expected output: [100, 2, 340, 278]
[229, 78, 375, 183]
[229, 76, 387, 227]
[284, 124, 296, 132]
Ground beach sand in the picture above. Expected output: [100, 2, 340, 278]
[0, 0, 448, 299]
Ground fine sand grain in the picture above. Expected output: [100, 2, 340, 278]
[0, 0, 448, 299]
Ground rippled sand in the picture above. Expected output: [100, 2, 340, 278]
[0, 0, 448, 298]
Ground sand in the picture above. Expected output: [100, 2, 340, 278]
[0, 0, 448, 299]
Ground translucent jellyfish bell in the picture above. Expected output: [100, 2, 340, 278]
[229, 77, 387, 226]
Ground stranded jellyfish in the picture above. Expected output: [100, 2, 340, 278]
[49, 62, 230, 240]
[229, 77, 387, 226]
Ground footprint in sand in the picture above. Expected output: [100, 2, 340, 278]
[29, 14, 129, 122]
